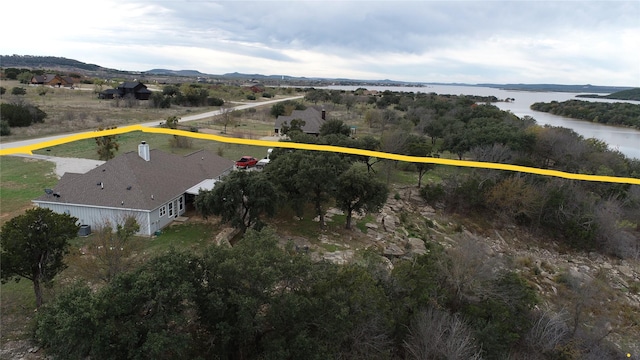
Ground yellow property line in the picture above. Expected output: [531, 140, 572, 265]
[2, 125, 639, 185]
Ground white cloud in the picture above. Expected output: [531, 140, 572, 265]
[4, 0, 639, 86]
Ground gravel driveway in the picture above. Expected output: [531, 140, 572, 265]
[11, 154, 105, 178]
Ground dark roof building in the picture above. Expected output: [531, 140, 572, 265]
[33, 143, 234, 236]
[98, 81, 152, 100]
[274, 107, 327, 136]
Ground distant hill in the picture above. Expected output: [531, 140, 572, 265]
[0, 54, 113, 72]
[2, 54, 634, 91]
[576, 88, 640, 101]
[145, 69, 207, 76]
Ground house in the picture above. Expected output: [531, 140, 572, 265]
[274, 107, 327, 136]
[33, 142, 234, 236]
[30, 74, 74, 87]
[98, 81, 152, 100]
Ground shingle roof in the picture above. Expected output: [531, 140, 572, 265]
[274, 107, 326, 134]
[34, 149, 234, 211]
[120, 81, 146, 89]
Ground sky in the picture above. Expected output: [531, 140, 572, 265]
[3, 1, 639, 86]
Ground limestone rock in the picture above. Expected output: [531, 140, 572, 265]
[383, 243, 406, 257]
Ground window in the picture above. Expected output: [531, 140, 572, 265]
[178, 196, 184, 212]
[159, 205, 166, 217]
[168, 202, 174, 218]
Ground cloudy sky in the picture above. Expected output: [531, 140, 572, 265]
[4, 0, 639, 86]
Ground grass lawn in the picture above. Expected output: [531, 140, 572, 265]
[32, 130, 274, 163]
[146, 222, 219, 253]
[0, 156, 58, 225]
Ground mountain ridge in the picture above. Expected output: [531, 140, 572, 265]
[1, 54, 634, 92]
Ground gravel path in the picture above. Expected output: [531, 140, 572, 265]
[10, 154, 105, 178]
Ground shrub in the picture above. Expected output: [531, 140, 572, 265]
[262, 92, 272, 98]
[0, 103, 47, 127]
[207, 97, 224, 106]
[246, 94, 256, 100]
[0, 120, 10, 136]
[11, 87, 27, 95]
[420, 183, 445, 203]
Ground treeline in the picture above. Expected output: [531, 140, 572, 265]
[577, 88, 640, 101]
[195, 119, 390, 232]
[297, 90, 640, 258]
[36, 229, 623, 359]
[531, 99, 640, 128]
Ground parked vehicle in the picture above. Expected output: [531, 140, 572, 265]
[256, 158, 270, 168]
[256, 148, 273, 169]
[235, 156, 258, 169]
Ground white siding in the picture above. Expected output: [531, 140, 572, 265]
[33, 202, 152, 236]
[34, 194, 187, 237]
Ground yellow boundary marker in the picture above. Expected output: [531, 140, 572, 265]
[1, 125, 639, 185]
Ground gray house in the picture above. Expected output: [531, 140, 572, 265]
[33, 142, 233, 236]
[274, 107, 327, 136]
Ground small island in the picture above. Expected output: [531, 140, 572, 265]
[531, 98, 640, 128]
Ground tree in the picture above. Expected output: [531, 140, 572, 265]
[0, 86, 6, 97]
[336, 164, 388, 229]
[216, 106, 235, 133]
[270, 102, 286, 118]
[404, 135, 434, 188]
[16, 71, 33, 84]
[404, 308, 482, 360]
[0, 103, 47, 127]
[75, 216, 141, 283]
[320, 119, 351, 137]
[0, 120, 10, 136]
[266, 150, 349, 227]
[95, 126, 120, 160]
[1, 208, 79, 307]
[195, 171, 278, 232]
[280, 118, 306, 135]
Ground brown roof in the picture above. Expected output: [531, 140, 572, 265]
[34, 149, 233, 210]
[274, 107, 326, 134]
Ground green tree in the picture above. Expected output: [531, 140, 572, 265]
[320, 118, 351, 137]
[336, 164, 388, 229]
[0, 120, 10, 136]
[162, 84, 180, 97]
[1, 208, 79, 307]
[280, 118, 306, 135]
[37, 250, 202, 360]
[270, 102, 286, 117]
[16, 71, 33, 84]
[95, 126, 120, 160]
[195, 171, 278, 232]
[404, 134, 434, 188]
[0, 86, 6, 97]
[267, 150, 349, 227]
[0, 103, 47, 127]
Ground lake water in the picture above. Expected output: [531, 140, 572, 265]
[326, 85, 640, 160]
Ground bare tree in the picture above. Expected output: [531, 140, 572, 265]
[440, 233, 500, 309]
[216, 105, 236, 133]
[522, 308, 569, 354]
[74, 215, 141, 283]
[404, 307, 483, 360]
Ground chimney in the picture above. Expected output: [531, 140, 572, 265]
[321, 109, 326, 120]
[138, 141, 150, 161]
